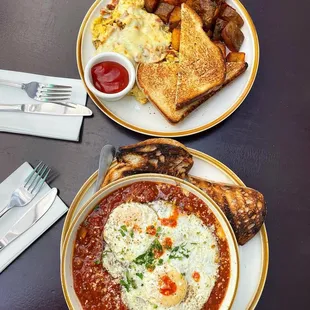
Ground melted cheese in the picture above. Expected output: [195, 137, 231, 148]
[92, 0, 171, 63]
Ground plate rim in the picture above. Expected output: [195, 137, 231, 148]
[76, 0, 260, 137]
[61, 148, 269, 309]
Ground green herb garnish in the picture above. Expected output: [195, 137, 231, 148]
[136, 272, 143, 279]
[156, 227, 162, 237]
[130, 229, 134, 238]
[134, 239, 163, 270]
[121, 225, 127, 232]
[169, 243, 190, 260]
[94, 259, 101, 265]
[158, 258, 163, 265]
[119, 229, 126, 237]
[120, 279, 130, 292]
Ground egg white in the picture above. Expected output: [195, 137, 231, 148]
[103, 201, 220, 310]
[103, 202, 158, 262]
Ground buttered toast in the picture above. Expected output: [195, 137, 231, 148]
[175, 4, 226, 109]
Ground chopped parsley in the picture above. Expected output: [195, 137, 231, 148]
[130, 229, 134, 238]
[119, 225, 128, 237]
[102, 248, 112, 258]
[155, 227, 162, 237]
[94, 205, 100, 211]
[169, 243, 190, 260]
[134, 239, 163, 270]
[136, 272, 143, 279]
[120, 271, 137, 292]
[94, 259, 101, 265]
[158, 258, 163, 265]
[121, 225, 127, 232]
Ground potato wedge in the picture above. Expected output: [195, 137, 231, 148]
[214, 41, 226, 57]
[226, 52, 245, 62]
[172, 27, 181, 51]
[163, 0, 181, 5]
[220, 4, 244, 27]
[154, 2, 175, 23]
[212, 18, 227, 41]
[222, 21, 244, 52]
[169, 6, 181, 30]
[145, 0, 160, 13]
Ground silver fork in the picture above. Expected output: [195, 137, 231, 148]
[0, 162, 51, 218]
[0, 79, 72, 103]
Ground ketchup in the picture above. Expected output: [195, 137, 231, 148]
[91, 61, 129, 94]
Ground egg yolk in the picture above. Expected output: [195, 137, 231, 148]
[159, 275, 177, 296]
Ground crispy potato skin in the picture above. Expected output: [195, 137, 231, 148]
[154, 2, 175, 23]
[226, 52, 245, 62]
[169, 6, 181, 30]
[213, 18, 227, 41]
[222, 21, 244, 52]
[163, 0, 181, 5]
[220, 4, 244, 27]
[145, 0, 160, 13]
[172, 26, 181, 51]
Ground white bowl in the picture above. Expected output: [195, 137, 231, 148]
[61, 174, 239, 309]
[84, 52, 136, 102]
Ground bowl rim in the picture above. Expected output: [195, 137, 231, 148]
[84, 51, 136, 99]
[61, 173, 240, 310]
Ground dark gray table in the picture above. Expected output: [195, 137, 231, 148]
[0, 0, 309, 309]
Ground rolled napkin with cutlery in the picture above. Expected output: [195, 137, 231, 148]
[0, 69, 90, 141]
[0, 162, 68, 273]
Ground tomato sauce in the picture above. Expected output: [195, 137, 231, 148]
[72, 182, 230, 310]
[91, 61, 129, 94]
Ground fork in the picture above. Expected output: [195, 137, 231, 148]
[0, 162, 51, 218]
[0, 79, 72, 103]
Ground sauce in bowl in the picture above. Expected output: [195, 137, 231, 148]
[91, 61, 129, 94]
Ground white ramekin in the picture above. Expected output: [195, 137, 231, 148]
[84, 52, 136, 102]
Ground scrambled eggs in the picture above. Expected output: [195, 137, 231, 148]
[92, 0, 171, 64]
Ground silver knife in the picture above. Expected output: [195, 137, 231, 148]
[94, 145, 116, 193]
[0, 188, 57, 251]
[0, 103, 92, 116]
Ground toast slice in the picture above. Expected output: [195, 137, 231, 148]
[188, 175, 266, 245]
[137, 61, 247, 123]
[175, 4, 226, 110]
[101, 139, 266, 245]
[102, 138, 193, 186]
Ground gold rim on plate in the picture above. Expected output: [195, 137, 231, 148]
[76, 0, 260, 137]
[61, 148, 269, 309]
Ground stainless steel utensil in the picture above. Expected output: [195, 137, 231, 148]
[0, 103, 92, 116]
[94, 145, 116, 192]
[0, 79, 72, 102]
[0, 162, 51, 218]
[0, 188, 57, 251]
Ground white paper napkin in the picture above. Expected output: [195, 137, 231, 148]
[0, 70, 88, 141]
[0, 162, 68, 273]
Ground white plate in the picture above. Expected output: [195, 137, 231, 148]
[61, 148, 268, 309]
[77, 0, 259, 137]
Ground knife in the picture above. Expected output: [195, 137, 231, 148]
[94, 144, 116, 193]
[0, 103, 92, 116]
[0, 188, 57, 251]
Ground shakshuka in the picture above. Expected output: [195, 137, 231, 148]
[72, 182, 231, 309]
